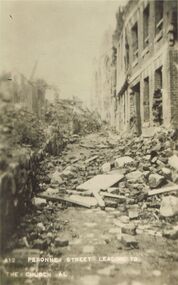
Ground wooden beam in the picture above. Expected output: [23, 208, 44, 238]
[92, 189, 105, 210]
[102, 193, 126, 201]
[37, 194, 92, 208]
[66, 190, 92, 196]
[85, 155, 98, 164]
[148, 185, 178, 196]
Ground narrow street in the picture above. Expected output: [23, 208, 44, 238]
[2, 130, 178, 285]
[1, 1, 178, 285]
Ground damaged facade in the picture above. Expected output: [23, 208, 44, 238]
[93, 0, 178, 135]
[92, 28, 117, 123]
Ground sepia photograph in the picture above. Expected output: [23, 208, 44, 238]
[0, 0, 178, 284]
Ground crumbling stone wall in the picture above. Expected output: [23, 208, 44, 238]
[0, 149, 41, 253]
[0, 136, 68, 253]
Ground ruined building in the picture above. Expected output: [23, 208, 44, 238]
[92, 28, 116, 123]
[0, 71, 48, 118]
[93, 0, 178, 135]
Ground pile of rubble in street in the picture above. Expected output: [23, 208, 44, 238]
[0, 98, 101, 162]
[5, 127, 178, 255]
[0, 97, 102, 252]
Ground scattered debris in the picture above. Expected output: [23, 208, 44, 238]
[3, 125, 178, 280]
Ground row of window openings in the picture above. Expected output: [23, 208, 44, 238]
[116, 68, 163, 126]
[131, 0, 164, 62]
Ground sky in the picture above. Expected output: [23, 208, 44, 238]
[0, 0, 126, 103]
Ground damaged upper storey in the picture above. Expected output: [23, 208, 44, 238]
[92, 0, 178, 136]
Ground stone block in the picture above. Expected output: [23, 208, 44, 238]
[101, 162, 111, 173]
[32, 197, 47, 206]
[148, 173, 165, 188]
[54, 237, 69, 247]
[115, 156, 134, 168]
[128, 208, 139, 220]
[160, 196, 178, 217]
[126, 171, 143, 182]
[51, 170, 63, 185]
[161, 167, 172, 178]
[33, 239, 48, 250]
[163, 225, 178, 239]
[168, 155, 178, 171]
[121, 234, 138, 247]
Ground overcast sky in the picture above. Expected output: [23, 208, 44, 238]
[0, 0, 125, 102]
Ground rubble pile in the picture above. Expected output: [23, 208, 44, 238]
[6, 128, 178, 254]
[0, 99, 101, 159]
[0, 98, 102, 253]
[0, 102, 45, 151]
[45, 99, 101, 138]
